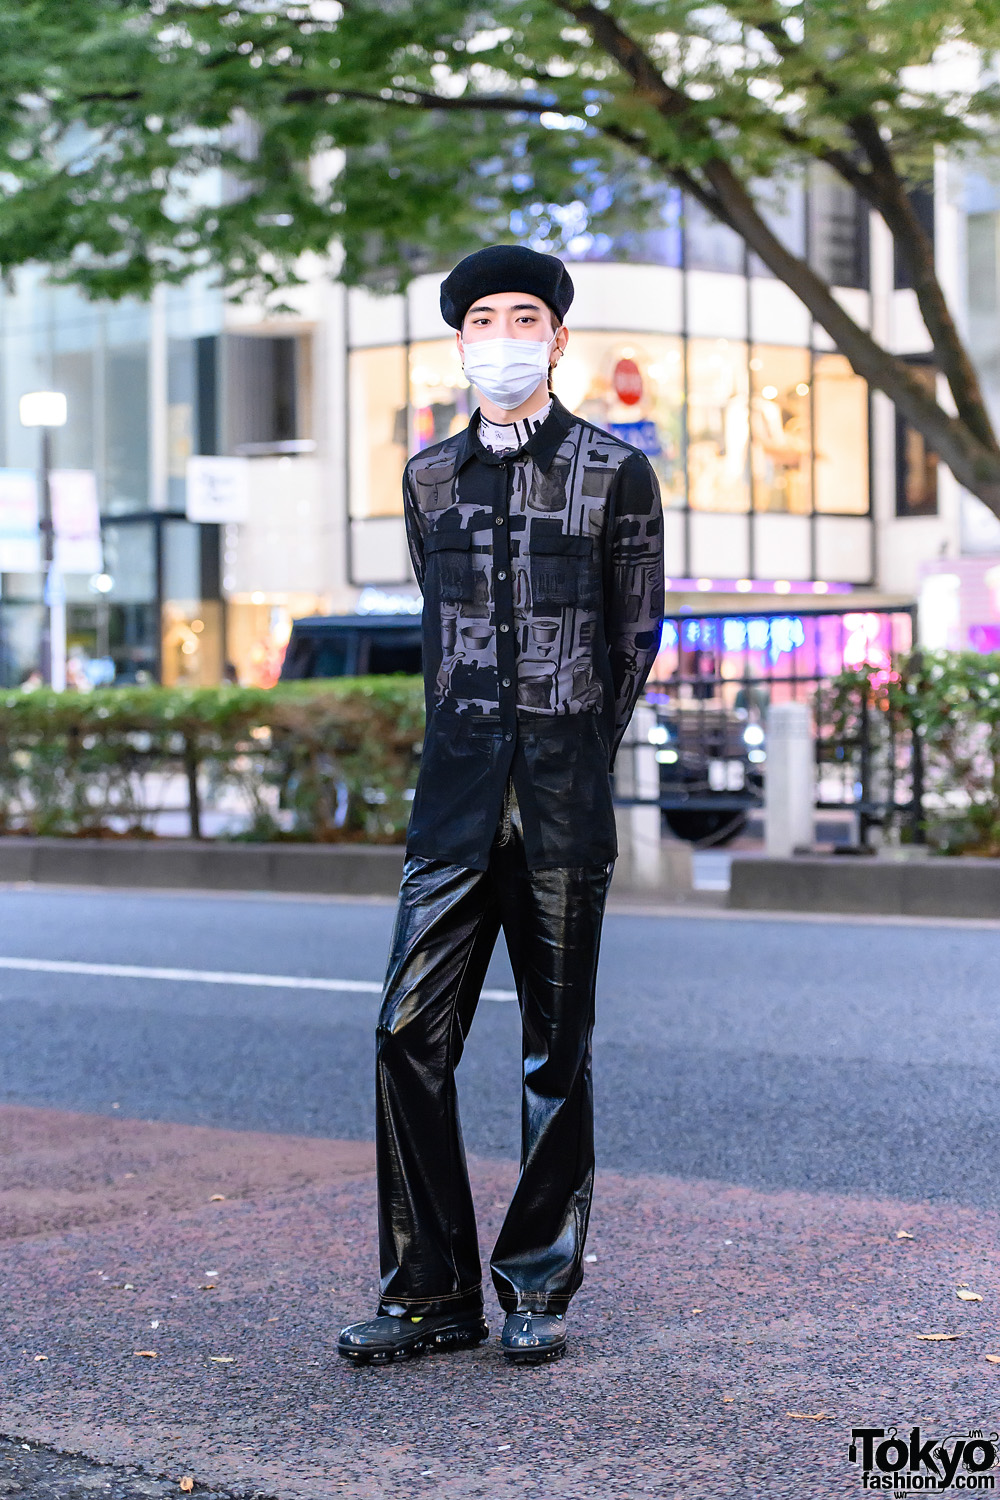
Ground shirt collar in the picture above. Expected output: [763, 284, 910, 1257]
[455, 395, 574, 474]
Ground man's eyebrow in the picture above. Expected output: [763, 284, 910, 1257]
[466, 301, 544, 315]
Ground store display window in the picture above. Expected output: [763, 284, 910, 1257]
[895, 363, 938, 517]
[552, 332, 685, 507]
[686, 338, 751, 512]
[750, 345, 812, 513]
[347, 329, 870, 526]
[408, 339, 473, 453]
[348, 346, 408, 519]
[813, 353, 869, 514]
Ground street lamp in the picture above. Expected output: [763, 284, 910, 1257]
[88, 571, 114, 669]
[19, 390, 68, 691]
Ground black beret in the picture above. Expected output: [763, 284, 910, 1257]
[440, 244, 575, 329]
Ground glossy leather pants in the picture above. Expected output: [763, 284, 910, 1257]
[375, 786, 613, 1318]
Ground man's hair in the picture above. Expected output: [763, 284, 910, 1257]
[546, 304, 563, 391]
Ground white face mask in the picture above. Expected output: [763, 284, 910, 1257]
[460, 333, 556, 411]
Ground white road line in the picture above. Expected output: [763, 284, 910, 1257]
[0, 956, 517, 1002]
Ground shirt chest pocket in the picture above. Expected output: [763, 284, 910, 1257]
[425, 529, 477, 603]
[529, 533, 598, 610]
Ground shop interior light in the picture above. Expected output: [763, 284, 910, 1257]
[19, 390, 67, 427]
[89, 572, 113, 594]
[550, 352, 589, 412]
[647, 725, 670, 745]
[774, 580, 792, 593]
[696, 578, 712, 591]
[251, 591, 266, 605]
[743, 725, 765, 746]
[761, 385, 779, 400]
[735, 579, 753, 592]
[813, 581, 829, 594]
[796, 383, 810, 396]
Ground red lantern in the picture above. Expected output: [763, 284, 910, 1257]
[612, 356, 643, 406]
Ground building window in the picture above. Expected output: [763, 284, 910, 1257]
[813, 353, 869, 514]
[409, 339, 472, 452]
[894, 186, 934, 291]
[749, 178, 806, 279]
[553, 332, 685, 508]
[559, 184, 684, 269]
[968, 212, 999, 320]
[895, 364, 938, 517]
[227, 333, 304, 452]
[686, 338, 750, 512]
[683, 196, 745, 273]
[191, 333, 309, 459]
[104, 340, 150, 515]
[346, 327, 873, 533]
[348, 345, 408, 519]
[809, 166, 869, 290]
[168, 337, 196, 509]
[749, 345, 812, 513]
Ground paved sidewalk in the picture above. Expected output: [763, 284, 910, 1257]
[1, 1104, 998, 1499]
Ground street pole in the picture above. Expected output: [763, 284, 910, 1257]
[38, 427, 67, 691]
[20, 391, 68, 690]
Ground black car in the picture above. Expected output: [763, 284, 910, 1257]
[280, 613, 423, 680]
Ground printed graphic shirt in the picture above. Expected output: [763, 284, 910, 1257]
[402, 395, 664, 870]
[478, 401, 551, 454]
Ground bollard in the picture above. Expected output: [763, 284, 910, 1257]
[614, 703, 693, 894]
[765, 700, 814, 857]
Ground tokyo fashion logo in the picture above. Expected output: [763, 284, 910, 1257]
[849, 1427, 998, 1490]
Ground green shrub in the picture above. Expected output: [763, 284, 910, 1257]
[820, 650, 1000, 855]
[0, 677, 425, 842]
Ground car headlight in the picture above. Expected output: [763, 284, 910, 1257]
[743, 724, 765, 747]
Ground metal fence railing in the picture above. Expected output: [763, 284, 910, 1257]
[614, 606, 920, 847]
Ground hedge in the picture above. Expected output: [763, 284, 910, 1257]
[820, 650, 1000, 855]
[0, 677, 425, 842]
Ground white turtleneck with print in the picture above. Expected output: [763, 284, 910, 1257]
[478, 399, 552, 454]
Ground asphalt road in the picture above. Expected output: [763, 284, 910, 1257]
[2, 884, 999, 1209]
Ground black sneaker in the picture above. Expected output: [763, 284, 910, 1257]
[337, 1310, 489, 1364]
[500, 1310, 567, 1365]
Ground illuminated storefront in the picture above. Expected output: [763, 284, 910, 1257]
[345, 260, 875, 603]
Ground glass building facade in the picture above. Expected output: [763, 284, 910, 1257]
[0, 169, 974, 685]
[347, 182, 875, 596]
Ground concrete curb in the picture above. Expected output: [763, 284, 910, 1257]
[0, 836, 406, 897]
[729, 853, 1000, 919]
[0, 835, 708, 905]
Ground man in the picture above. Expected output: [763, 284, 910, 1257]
[339, 244, 664, 1367]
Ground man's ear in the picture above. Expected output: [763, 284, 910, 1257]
[550, 326, 569, 367]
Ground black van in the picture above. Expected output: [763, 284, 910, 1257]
[279, 613, 423, 680]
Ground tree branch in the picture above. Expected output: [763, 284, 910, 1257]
[296, 84, 553, 115]
[750, 8, 999, 454]
[555, 0, 1000, 508]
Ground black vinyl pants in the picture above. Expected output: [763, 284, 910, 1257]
[375, 787, 613, 1318]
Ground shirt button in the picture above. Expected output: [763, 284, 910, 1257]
[504, 732, 513, 742]
[494, 516, 505, 526]
[502, 677, 511, 688]
[499, 623, 510, 633]
[497, 570, 507, 581]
